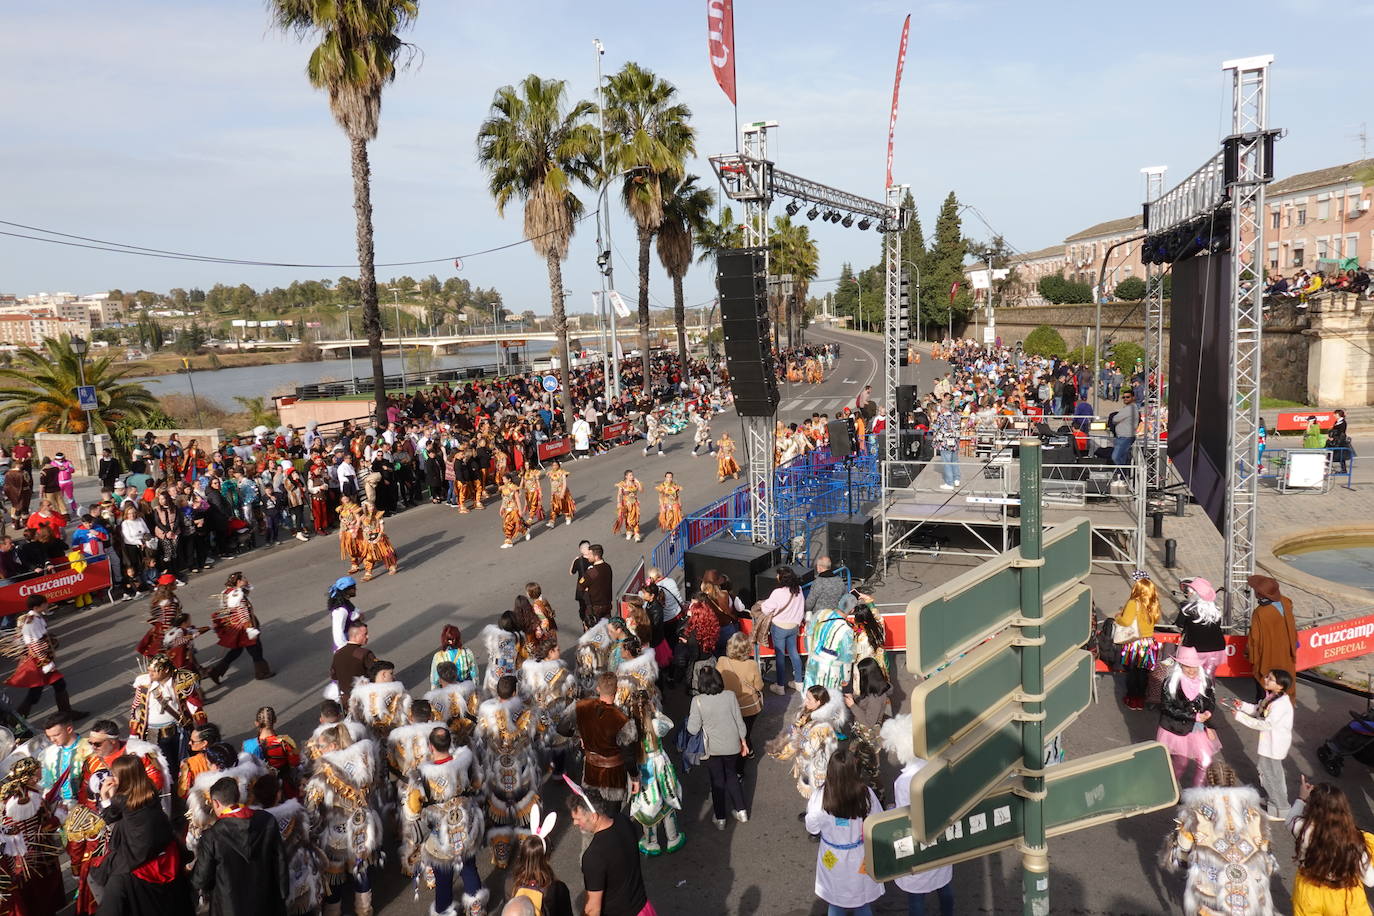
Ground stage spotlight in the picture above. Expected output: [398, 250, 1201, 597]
[841, 214, 854, 228]
[827, 210, 841, 223]
[857, 218, 872, 230]
[876, 218, 890, 233]
[785, 199, 801, 216]
[807, 205, 820, 221]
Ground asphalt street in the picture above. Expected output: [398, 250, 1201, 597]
[33, 327, 1372, 914]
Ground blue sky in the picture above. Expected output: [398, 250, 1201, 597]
[2, 0, 1369, 313]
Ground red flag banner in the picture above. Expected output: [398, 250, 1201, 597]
[886, 14, 911, 189]
[949, 281, 961, 303]
[707, 0, 737, 105]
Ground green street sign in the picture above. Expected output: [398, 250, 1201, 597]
[865, 740, 1180, 881]
[906, 517, 1092, 677]
[906, 650, 1093, 842]
[910, 584, 1092, 757]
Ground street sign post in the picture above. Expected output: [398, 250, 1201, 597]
[542, 374, 559, 392]
[76, 385, 97, 411]
[865, 741, 1180, 881]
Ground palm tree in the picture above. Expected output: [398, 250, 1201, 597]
[770, 216, 820, 346]
[269, 0, 419, 425]
[694, 205, 746, 263]
[0, 336, 159, 435]
[476, 75, 598, 429]
[655, 174, 715, 370]
[602, 62, 696, 385]
[232, 396, 279, 428]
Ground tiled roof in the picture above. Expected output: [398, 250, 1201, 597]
[1268, 158, 1374, 196]
[1065, 214, 1144, 242]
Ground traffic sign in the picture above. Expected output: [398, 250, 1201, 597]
[910, 584, 1091, 757]
[906, 516, 1091, 677]
[864, 741, 1179, 881]
[542, 375, 559, 392]
[906, 649, 1094, 843]
[76, 386, 97, 411]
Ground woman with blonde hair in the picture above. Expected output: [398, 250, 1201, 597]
[716, 631, 764, 776]
[1114, 571, 1162, 710]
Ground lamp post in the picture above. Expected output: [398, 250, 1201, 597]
[594, 38, 622, 401]
[389, 287, 407, 395]
[343, 308, 357, 387]
[70, 335, 97, 469]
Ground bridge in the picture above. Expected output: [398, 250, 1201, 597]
[232, 326, 672, 354]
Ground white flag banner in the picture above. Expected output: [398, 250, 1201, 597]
[968, 268, 1010, 291]
[608, 290, 632, 319]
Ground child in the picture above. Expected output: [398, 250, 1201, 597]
[1228, 668, 1294, 817]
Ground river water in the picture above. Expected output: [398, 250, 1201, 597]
[128, 345, 511, 405]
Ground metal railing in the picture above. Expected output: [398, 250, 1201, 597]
[290, 361, 533, 399]
[1260, 446, 1355, 491]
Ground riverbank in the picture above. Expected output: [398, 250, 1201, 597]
[118, 347, 316, 377]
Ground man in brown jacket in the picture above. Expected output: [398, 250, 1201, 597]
[565, 672, 637, 801]
[329, 620, 377, 709]
[1246, 574, 1298, 701]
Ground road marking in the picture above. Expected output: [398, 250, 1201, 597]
[842, 379, 857, 384]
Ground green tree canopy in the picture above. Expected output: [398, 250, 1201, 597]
[1114, 276, 1147, 301]
[1022, 324, 1067, 359]
[0, 335, 159, 435]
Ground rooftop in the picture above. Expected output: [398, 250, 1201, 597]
[1268, 158, 1374, 197]
[1064, 214, 1144, 242]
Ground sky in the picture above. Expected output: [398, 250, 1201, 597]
[2, 0, 1370, 315]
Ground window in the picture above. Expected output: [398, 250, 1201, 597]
[1297, 208, 1307, 226]
[1317, 239, 1329, 260]
[1292, 248, 1305, 268]
[1269, 258, 1279, 270]
[1349, 236, 1361, 261]
[1271, 211, 1281, 229]
[1317, 199, 1330, 221]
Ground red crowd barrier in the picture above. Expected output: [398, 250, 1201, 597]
[1276, 411, 1336, 432]
[600, 420, 631, 441]
[0, 557, 113, 616]
[538, 437, 572, 460]
[741, 612, 908, 659]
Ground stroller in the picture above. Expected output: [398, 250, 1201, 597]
[1317, 707, 1374, 777]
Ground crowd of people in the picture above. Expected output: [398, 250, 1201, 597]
[1265, 267, 1372, 306]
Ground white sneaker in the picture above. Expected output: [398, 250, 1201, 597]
[500, 542, 512, 549]
[769, 684, 786, 695]
[625, 532, 632, 541]
[565, 518, 571, 526]
[789, 681, 803, 691]
[939, 483, 954, 490]
[635, 534, 642, 542]
[733, 810, 748, 823]
[295, 531, 308, 542]
[953, 480, 962, 486]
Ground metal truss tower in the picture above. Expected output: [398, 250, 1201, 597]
[883, 184, 906, 464]
[1141, 167, 1168, 493]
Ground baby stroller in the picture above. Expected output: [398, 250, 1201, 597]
[1317, 707, 1374, 777]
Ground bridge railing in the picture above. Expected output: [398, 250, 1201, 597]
[290, 361, 533, 399]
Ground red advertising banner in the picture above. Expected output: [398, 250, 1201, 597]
[885, 14, 911, 189]
[538, 438, 572, 461]
[600, 420, 631, 441]
[0, 559, 112, 616]
[1276, 411, 1335, 431]
[707, 0, 737, 105]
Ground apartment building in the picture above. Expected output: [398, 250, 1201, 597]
[1263, 158, 1373, 274]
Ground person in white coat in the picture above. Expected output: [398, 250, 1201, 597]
[805, 747, 885, 916]
[1228, 668, 1295, 818]
[882, 714, 955, 915]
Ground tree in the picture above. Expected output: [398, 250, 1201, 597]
[1109, 340, 1145, 370]
[769, 216, 820, 346]
[476, 73, 598, 430]
[603, 61, 695, 384]
[232, 396, 279, 427]
[270, 0, 420, 424]
[172, 321, 206, 355]
[0, 335, 159, 435]
[1114, 276, 1146, 301]
[924, 192, 970, 334]
[656, 173, 715, 369]
[136, 316, 165, 351]
[1023, 325, 1068, 359]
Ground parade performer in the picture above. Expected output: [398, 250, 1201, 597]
[329, 576, 364, 652]
[37, 712, 90, 820]
[567, 672, 635, 804]
[129, 653, 205, 779]
[430, 624, 477, 689]
[136, 575, 182, 658]
[613, 470, 643, 542]
[185, 743, 268, 852]
[304, 702, 368, 772]
[243, 706, 302, 801]
[162, 612, 210, 673]
[492, 447, 510, 489]
[519, 648, 576, 776]
[337, 494, 364, 573]
[426, 661, 480, 728]
[348, 660, 411, 742]
[614, 633, 660, 710]
[303, 724, 383, 916]
[473, 676, 540, 869]
[0, 757, 64, 914]
[655, 472, 683, 532]
[804, 605, 856, 693]
[521, 467, 545, 527]
[881, 714, 956, 912]
[498, 477, 527, 549]
[524, 582, 558, 650]
[573, 619, 614, 698]
[769, 685, 851, 800]
[206, 570, 273, 683]
[1157, 645, 1221, 789]
[626, 688, 684, 856]
[690, 408, 713, 457]
[252, 772, 323, 916]
[716, 432, 740, 482]
[357, 503, 398, 580]
[6, 595, 85, 720]
[546, 459, 574, 527]
[480, 615, 525, 697]
[642, 413, 665, 457]
[402, 725, 487, 916]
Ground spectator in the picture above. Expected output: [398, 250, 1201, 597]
[567, 789, 652, 916]
[190, 776, 290, 916]
[90, 754, 195, 914]
[686, 665, 749, 828]
[1287, 777, 1374, 913]
[714, 631, 764, 777]
[756, 565, 805, 696]
[805, 556, 848, 623]
[805, 748, 885, 915]
[1109, 390, 1139, 468]
[504, 833, 575, 916]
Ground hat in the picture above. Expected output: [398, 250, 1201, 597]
[1247, 574, 1283, 602]
[1183, 577, 1216, 603]
[54, 452, 64, 459]
[331, 575, 356, 593]
[279, 459, 293, 469]
[156, 573, 177, 586]
[1175, 645, 1202, 668]
[1130, 570, 1149, 582]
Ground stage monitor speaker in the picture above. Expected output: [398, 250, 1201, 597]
[897, 384, 919, 416]
[753, 563, 814, 605]
[827, 418, 858, 458]
[826, 514, 875, 580]
[684, 538, 781, 607]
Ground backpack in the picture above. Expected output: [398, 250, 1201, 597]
[513, 887, 544, 912]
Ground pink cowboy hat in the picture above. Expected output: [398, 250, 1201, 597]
[1175, 645, 1203, 668]
[1183, 577, 1217, 603]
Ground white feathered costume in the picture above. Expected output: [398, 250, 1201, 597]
[473, 694, 540, 868]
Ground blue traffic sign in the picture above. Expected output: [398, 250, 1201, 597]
[542, 375, 559, 392]
[76, 385, 97, 411]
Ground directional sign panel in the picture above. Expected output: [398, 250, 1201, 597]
[911, 584, 1092, 757]
[865, 740, 1179, 881]
[907, 650, 1094, 842]
[76, 385, 97, 411]
[906, 517, 1091, 677]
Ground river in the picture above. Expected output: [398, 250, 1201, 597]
[129, 345, 511, 404]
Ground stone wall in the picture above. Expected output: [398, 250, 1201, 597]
[129, 427, 229, 451]
[1306, 293, 1374, 407]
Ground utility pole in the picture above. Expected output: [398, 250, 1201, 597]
[594, 38, 621, 400]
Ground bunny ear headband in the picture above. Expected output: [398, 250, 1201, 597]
[530, 802, 557, 850]
[561, 774, 595, 816]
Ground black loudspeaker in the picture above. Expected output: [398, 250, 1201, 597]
[827, 418, 858, 458]
[684, 538, 781, 607]
[754, 563, 814, 605]
[827, 514, 875, 579]
[897, 384, 918, 416]
[717, 247, 778, 417]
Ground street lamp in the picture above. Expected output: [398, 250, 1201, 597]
[70, 335, 94, 450]
[389, 287, 407, 395]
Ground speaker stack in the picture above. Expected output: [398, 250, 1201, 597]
[827, 514, 876, 580]
[684, 538, 782, 607]
[716, 247, 779, 417]
[826, 418, 859, 459]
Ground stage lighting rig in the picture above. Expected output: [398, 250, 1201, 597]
[857, 217, 872, 230]
[841, 214, 854, 228]
[807, 205, 820, 220]
[785, 199, 801, 216]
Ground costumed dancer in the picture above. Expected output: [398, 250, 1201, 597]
[613, 633, 660, 711]
[881, 715, 956, 912]
[769, 685, 851, 801]
[626, 688, 684, 856]
[480, 616, 525, 697]
[1115, 571, 1161, 710]
[243, 706, 303, 801]
[655, 472, 683, 533]
[37, 713, 90, 821]
[206, 570, 273, 683]
[567, 672, 635, 806]
[5, 595, 85, 720]
[804, 605, 856, 693]
[546, 460, 574, 528]
[348, 660, 411, 743]
[386, 700, 436, 791]
[521, 467, 545, 527]
[303, 702, 368, 772]
[185, 743, 269, 852]
[524, 583, 558, 650]
[338, 495, 364, 573]
[402, 725, 488, 916]
[498, 477, 527, 549]
[136, 574, 182, 658]
[430, 624, 477, 689]
[426, 661, 479, 728]
[358, 503, 398, 580]
[573, 619, 613, 698]
[1157, 645, 1222, 789]
[329, 576, 364, 652]
[252, 772, 324, 916]
[716, 433, 740, 482]
[690, 408, 713, 457]
[518, 648, 576, 776]
[129, 653, 205, 780]
[303, 724, 383, 916]
[613, 470, 643, 543]
[473, 676, 540, 869]
[641, 413, 665, 457]
[0, 757, 64, 915]
[162, 612, 211, 673]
